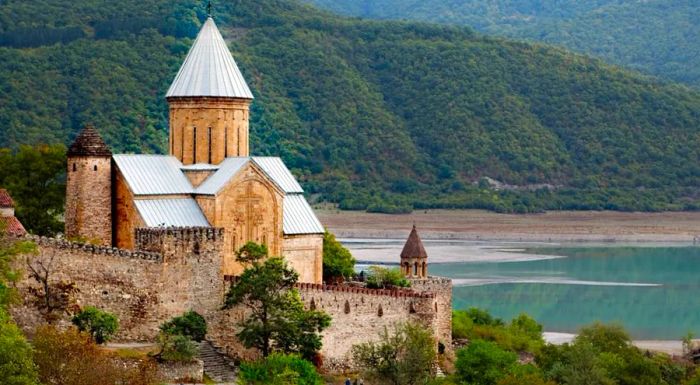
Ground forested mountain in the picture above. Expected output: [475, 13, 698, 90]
[1, 0, 700, 212]
[305, 0, 700, 89]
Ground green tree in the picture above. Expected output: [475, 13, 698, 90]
[365, 266, 410, 289]
[157, 332, 198, 362]
[239, 353, 323, 385]
[224, 243, 331, 359]
[455, 340, 517, 385]
[0, 309, 39, 385]
[352, 322, 437, 385]
[159, 310, 207, 342]
[322, 230, 355, 283]
[0, 145, 66, 236]
[71, 306, 119, 344]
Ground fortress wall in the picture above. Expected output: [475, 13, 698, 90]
[207, 283, 438, 369]
[409, 277, 453, 349]
[12, 228, 225, 341]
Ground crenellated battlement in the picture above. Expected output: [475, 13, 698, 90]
[135, 227, 225, 254]
[296, 282, 435, 299]
[26, 235, 162, 262]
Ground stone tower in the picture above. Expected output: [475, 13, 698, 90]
[400, 225, 428, 278]
[65, 125, 112, 245]
[166, 17, 254, 165]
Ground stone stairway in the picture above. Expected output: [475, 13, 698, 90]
[198, 340, 237, 383]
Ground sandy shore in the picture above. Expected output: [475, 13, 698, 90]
[544, 332, 688, 355]
[317, 209, 700, 243]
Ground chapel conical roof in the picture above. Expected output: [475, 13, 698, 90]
[400, 225, 428, 259]
[166, 17, 254, 99]
[67, 125, 112, 157]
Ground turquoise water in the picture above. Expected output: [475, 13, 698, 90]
[429, 246, 700, 339]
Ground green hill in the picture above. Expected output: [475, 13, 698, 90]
[1, 0, 700, 212]
[305, 0, 700, 89]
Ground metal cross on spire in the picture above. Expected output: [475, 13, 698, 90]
[206, 0, 212, 17]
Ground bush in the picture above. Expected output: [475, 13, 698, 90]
[352, 322, 436, 385]
[239, 353, 323, 385]
[455, 340, 517, 385]
[365, 266, 410, 289]
[452, 308, 543, 353]
[157, 332, 197, 362]
[72, 306, 119, 344]
[159, 310, 207, 342]
[322, 231, 356, 283]
[0, 310, 38, 385]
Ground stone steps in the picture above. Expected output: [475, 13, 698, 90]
[198, 341, 237, 383]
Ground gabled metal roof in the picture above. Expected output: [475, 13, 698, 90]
[134, 198, 210, 227]
[252, 157, 304, 194]
[195, 157, 249, 195]
[166, 17, 253, 99]
[283, 194, 324, 235]
[113, 155, 194, 196]
[195, 157, 303, 195]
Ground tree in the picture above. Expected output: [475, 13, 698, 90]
[238, 353, 323, 385]
[224, 243, 330, 359]
[159, 310, 207, 342]
[0, 223, 35, 307]
[322, 230, 355, 283]
[0, 309, 38, 385]
[365, 266, 410, 289]
[352, 322, 437, 385]
[157, 332, 198, 362]
[455, 340, 517, 385]
[71, 306, 119, 344]
[25, 249, 79, 322]
[0, 145, 66, 236]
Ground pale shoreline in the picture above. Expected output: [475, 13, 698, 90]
[544, 332, 687, 356]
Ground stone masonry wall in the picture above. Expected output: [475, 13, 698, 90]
[207, 283, 439, 370]
[65, 156, 112, 245]
[409, 277, 453, 350]
[11, 227, 224, 341]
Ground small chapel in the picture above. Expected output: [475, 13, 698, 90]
[64, 16, 325, 283]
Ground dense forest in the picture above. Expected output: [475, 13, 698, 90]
[305, 0, 700, 89]
[1, 0, 700, 214]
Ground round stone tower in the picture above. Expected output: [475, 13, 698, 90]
[65, 125, 112, 245]
[166, 17, 254, 165]
[400, 225, 428, 278]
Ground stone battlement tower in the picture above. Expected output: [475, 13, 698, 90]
[166, 17, 254, 165]
[65, 125, 113, 245]
[401, 225, 428, 278]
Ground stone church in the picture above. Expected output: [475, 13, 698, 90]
[64, 17, 324, 283]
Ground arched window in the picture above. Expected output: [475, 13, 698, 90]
[414, 262, 419, 276]
[192, 127, 197, 162]
[72, 163, 76, 172]
[93, 165, 97, 171]
[403, 262, 410, 275]
[207, 127, 212, 163]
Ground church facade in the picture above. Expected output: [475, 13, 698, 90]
[64, 17, 324, 283]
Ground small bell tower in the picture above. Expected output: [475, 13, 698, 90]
[400, 225, 428, 278]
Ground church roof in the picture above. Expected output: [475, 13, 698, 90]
[113, 155, 194, 195]
[67, 125, 112, 157]
[283, 194, 324, 235]
[0, 216, 26, 237]
[134, 198, 209, 227]
[166, 17, 253, 99]
[400, 225, 428, 259]
[0, 189, 14, 208]
[196, 157, 303, 195]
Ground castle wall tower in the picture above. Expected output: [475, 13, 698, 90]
[65, 125, 113, 245]
[400, 225, 428, 278]
[166, 17, 254, 165]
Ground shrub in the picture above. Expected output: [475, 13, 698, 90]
[159, 310, 207, 342]
[238, 353, 323, 385]
[72, 306, 119, 344]
[0, 309, 38, 385]
[365, 266, 410, 289]
[157, 332, 197, 362]
[455, 340, 517, 385]
[352, 322, 436, 385]
[322, 231, 356, 283]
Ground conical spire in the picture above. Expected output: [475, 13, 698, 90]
[400, 225, 428, 259]
[67, 125, 112, 157]
[166, 17, 253, 99]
